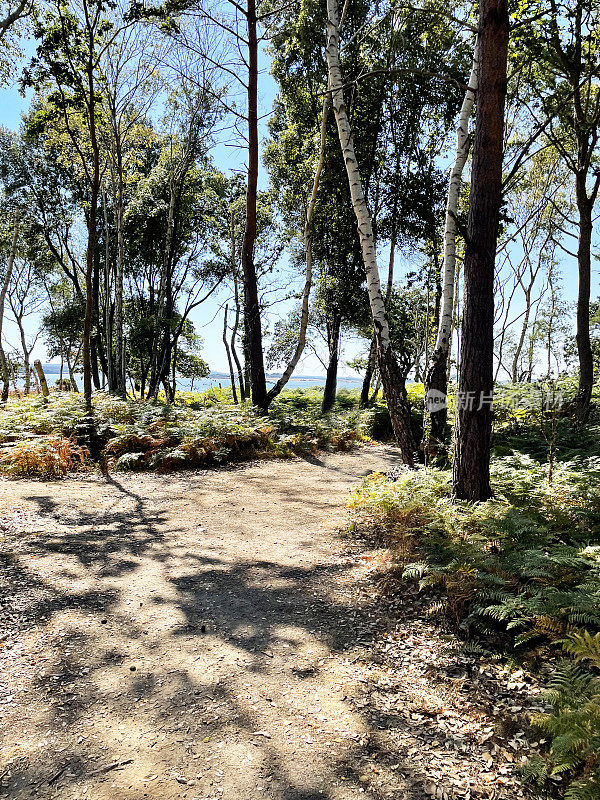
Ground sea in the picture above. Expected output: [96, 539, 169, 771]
[34, 365, 363, 393]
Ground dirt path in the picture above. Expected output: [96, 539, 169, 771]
[0, 445, 532, 800]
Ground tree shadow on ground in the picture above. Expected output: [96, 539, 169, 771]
[0, 466, 483, 800]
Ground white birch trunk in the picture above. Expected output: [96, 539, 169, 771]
[325, 0, 415, 462]
[425, 41, 478, 445]
[325, 0, 390, 353]
[433, 41, 478, 359]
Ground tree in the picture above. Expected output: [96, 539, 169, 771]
[452, 0, 509, 501]
[24, 0, 117, 412]
[177, 348, 209, 392]
[0, 212, 19, 401]
[427, 37, 478, 443]
[324, 0, 417, 464]
[123, 142, 227, 400]
[7, 252, 44, 394]
[98, 12, 161, 395]
[155, 0, 272, 408]
[43, 294, 85, 391]
[513, 0, 600, 421]
[268, 0, 461, 420]
[0, 0, 30, 40]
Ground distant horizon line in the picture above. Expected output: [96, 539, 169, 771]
[37, 364, 363, 382]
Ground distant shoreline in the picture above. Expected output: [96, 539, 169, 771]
[36, 365, 363, 384]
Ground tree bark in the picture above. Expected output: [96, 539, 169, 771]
[114, 143, 126, 396]
[102, 190, 113, 388]
[34, 360, 49, 399]
[231, 269, 246, 400]
[265, 95, 330, 407]
[223, 304, 239, 404]
[321, 315, 340, 413]
[242, 0, 267, 411]
[325, 0, 416, 464]
[0, 214, 19, 402]
[82, 46, 101, 415]
[427, 40, 478, 444]
[574, 177, 594, 421]
[360, 220, 396, 409]
[452, 0, 509, 501]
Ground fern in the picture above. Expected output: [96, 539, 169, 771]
[529, 642, 600, 800]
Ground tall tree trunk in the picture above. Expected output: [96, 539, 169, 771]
[0, 214, 19, 402]
[325, 0, 415, 464]
[427, 41, 478, 444]
[242, 0, 267, 410]
[265, 95, 330, 407]
[452, 0, 509, 501]
[91, 214, 105, 389]
[321, 316, 340, 413]
[511, 288, 531, 382]
[243, 334, 251, 401]
[102, 190, 113, 388]
[223, 304, 239, 404]
[231, 270, 246, 400]
[83, 54, 100, 415]
[114, 144, 126, 396]
[574, 178, 594, 421]
[359, 337, 377, 407]
[149, 179, 178, 398]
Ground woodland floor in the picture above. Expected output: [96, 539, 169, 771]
[0, 444, 543, 800]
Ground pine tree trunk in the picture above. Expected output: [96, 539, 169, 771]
[83, 54, 100, 415]
[452, 0, 509, 501]
[574, 177, 594, 422]
[242, 0, 267, 410]
[325, 0, 415, 464]
[427, 41, 478, 444]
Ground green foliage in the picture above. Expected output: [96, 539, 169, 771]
[0, 388, 383, 476]
[348, 448, 600, 643]
[349, 406, 600, 798]
[526, 633, 600, 799]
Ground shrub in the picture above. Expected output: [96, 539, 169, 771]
[0, 435, 88, 477]
[348, 456, 600, 645]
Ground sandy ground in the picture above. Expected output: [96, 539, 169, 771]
[0, 445, 535, 800]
